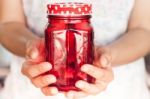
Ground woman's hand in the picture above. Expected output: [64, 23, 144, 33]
[21, 38, 114, 98]
[65, 46, 114, 99]
[21, 38, 59, 96]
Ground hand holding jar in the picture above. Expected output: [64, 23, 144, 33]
[21, 38, 114, 98]
[65, 46, 114, 99]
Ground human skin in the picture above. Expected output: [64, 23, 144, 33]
[0, 0, 150, 98]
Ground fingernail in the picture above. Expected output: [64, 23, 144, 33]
[44, 62, 52, 70]
[51, 87, 58, 95]
[75, 81, 84, 88]
[46, 75, 56, 83]
[67, 92, 74, 99]
[31, 50, 38, 59]
[81, 65, 89, 72]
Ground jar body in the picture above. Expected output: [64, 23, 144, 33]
[45, 15, 94, 91]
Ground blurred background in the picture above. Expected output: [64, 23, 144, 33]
[145, 54, 150, 89]
[0, 2, 10, 90]
[0, 45, 11, 90]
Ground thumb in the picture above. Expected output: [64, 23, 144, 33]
[26, 41, 39, 60]
[100, 53, 112, 68]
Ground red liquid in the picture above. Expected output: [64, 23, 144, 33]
[45, 15, 95, 91]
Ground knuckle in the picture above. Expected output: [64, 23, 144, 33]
[91, 69, 104, 79]
[86, 66, 95, 75]
[21, 62, 29, 76]
[31, 77, 45, 88]
[26, 48, 33, 59]
[41, 88, 49, 96]
[22, 61, 37, 78]
[33, 75, 55, 88]
[36, 65, 44, 74]
[42, 92, 48, 96]
[84, 66, 104, 79]
[41, 76, 49, 86]
[96, 70, 104, 79]
[37, 62, 51, 73]
[31, 78, 40, 88]
[37, 63, 48, 72]
[41, 87, 55, 96]
[28, 64, 44, 78]
[27, 67, 35, 78]
[43, 91, 50, 96]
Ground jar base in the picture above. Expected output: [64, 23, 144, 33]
[49, 84, 81, 92]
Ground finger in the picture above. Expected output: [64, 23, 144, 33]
[31, 74, 56, 88]
[95, 81, 108, 92]
[22, 62, 52, 78]
[26, 48, 39, 59]
[81, 64, 104, 79]
[96, 67, 114, 82]
[41, 86, 58, 96]
[26, 39, 45, 61]
[94, 46, 112, 68]
[94, 53, 111, 68]
[65, 90, 88, 99]
[81, 64, 114, 82]
[75, 80, 101, 95]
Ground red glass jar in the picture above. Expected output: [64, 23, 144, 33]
[45, 2, 95, 91]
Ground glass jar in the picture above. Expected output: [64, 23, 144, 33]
[45, 2, 95, 91]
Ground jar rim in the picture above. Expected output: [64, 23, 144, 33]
[47, 15, 91, 19]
